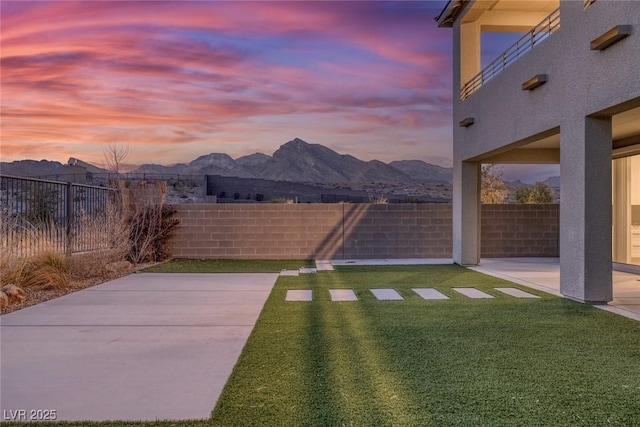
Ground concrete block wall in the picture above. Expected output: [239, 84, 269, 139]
[171, 204, 452, 260]
[171, 204, 558, 260]
[480, 204, 559, 258]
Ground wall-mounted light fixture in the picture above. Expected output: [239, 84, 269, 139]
[522, 74, 548, 91]
[590, 25, 631, 50]
[459, 117, 474, 127]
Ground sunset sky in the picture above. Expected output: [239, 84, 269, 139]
[0, 0, 559, 181]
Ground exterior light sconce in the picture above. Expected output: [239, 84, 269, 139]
[522, 74, 547, 91]
[590, 25, 631, 50]
[459, 117, 474, 127]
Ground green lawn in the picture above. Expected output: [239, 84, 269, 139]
[142, 258, 315, 273]
[7, 265, 640, 426]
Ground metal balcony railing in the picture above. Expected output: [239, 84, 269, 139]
[460, 7, 560, 100]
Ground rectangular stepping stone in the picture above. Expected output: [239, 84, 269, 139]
[329, 289, 358, 301]
[370, 289, 403, 301]
[315, 260, 334, 271]
[412, 288, 449, 300]
[299, 267, 317, 274]
[286, 290, 313, 301]
[494, 288, 540, 298]
[453, 288, 495, 299]
[280, 270, 299, 276]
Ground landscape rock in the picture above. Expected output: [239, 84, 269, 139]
[1, 284, 26, 306]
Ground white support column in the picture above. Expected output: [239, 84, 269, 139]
[560, 116, 612, 303]
[453, 161, 481, 265]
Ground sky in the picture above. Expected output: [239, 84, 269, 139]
[0, 0, 560, 182]
[1, 0, 457, 168]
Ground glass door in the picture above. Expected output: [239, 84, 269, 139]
[612, 153, 640, 267]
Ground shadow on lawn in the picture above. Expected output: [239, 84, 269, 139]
[302, 272, 415, 425]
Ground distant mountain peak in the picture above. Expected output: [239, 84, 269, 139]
[3, 138, 457, 185]
[189, 153, 235, 169]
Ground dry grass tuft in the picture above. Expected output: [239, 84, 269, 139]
[21, 247, 70, 290]
[0, 249, 27, 287]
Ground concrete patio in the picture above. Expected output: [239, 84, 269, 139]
[327, 258, 640, 321]
[469, 258, 640, 321]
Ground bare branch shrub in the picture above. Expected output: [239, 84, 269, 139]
[102, 142, 130, 174]
[115, 180, 178, 265]
[127, 204, 179, 265]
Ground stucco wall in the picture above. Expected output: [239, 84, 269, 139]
[453, 1, 640, 161]
[170, 204, 558, 260]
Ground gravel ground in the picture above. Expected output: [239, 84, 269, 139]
[0, 262, 159, 316]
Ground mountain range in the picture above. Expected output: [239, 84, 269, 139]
[0, 138, 563, 188]
[1, 138, 454, 185]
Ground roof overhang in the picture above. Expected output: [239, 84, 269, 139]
[436, 0, 470, 27]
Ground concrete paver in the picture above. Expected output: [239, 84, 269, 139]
[280, 270, 299, 276]
[0, 273, 278, 422]
[329, 289, 358, 301]
[286, 290, 313, 301]
[453, 288, 495, 299]
[331, 258, 453, 266]
[370, 289, 403, 300]
[315, 260, 334, 271]
[412, 288, 450, 300]
[494, 287, 540, 298]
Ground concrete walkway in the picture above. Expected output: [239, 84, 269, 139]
[0, 273, 278, 422]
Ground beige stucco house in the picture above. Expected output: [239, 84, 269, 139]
[438, 0, 640, 303]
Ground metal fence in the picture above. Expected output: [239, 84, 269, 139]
[1, 175, 118, 256]
[460, 7, 560, 100]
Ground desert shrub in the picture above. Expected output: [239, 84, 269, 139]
[0, 248, 27, 287]
[270, 198, 294, 204]
[70, 248, 126, 280]
[22, 247, 70, 290]
[0, 215, 61, 286]
[68, 195, 130, 279]
[481, 164, 508, 204]
[515, 182, 555, 204]
[369, 194, 388, 204]
[255, 193, 264, 202]
[127, 204, 179, 265]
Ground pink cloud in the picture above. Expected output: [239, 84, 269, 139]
[1, 1, 453, 165]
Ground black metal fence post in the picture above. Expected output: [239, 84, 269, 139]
[66, 182, 73, 255]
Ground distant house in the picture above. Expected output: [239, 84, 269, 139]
[437, 0, 640, 303]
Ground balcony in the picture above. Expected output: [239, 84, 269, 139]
[460, 7, 560, 100]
